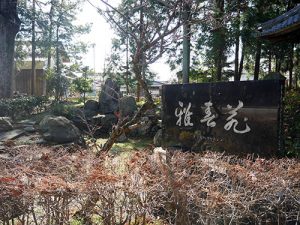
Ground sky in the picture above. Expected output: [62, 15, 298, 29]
[76, 0, 176, 81]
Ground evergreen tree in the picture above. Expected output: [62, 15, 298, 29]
[16, 0, 91, 99]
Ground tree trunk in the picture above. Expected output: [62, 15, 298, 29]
[275, 53, 282, 73]
[268, 52, 272, 73]
[254, 41, 261, 80]
[215, 30, 225, 81]
[277, 60, 282, 73]
[0, 1, 20, 98]
[47, 0, 55, 69]
[125, 76, 130, 95]
[289, 44, 294, 88]
[234, 0, 240, 81]
[133, 61, 153, 105]
[182, 3, 191, 84]
[136, 0, 145, 101]
[234, 38, 240, 81]
[295, 72, 298, 90]
[238, 43, 244, 81]
[55, 23, 60, 101]
[136, 82, 141, 101]
[31, 0, 36, 96]
[125, 24, 130, 95]
[214, 0, 225, 81]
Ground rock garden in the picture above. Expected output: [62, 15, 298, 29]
[0, 79, 162, 153]
[0, 79, 299, 225]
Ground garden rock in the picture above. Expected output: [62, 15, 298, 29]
[119, 96, 137, 118]
[0, 129, 24, 142]
[100, 114, 118, 131]
[23, 126, 36, 133]
[99, 78, 121, 114]
[152, 147, 167, 164]
[83, 109, 98, 118]
[84, 100, 99, 112]
[137, 117, 153, 136]
[117, 133, 128, 143]
[0, 143, 4, 152]
[0, 117, 13, 131]
[153, 129, 162, 147]
[39, 116, 81, 144]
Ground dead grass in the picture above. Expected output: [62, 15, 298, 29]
[0, 145, 299, 225]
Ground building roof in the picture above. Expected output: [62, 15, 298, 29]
[259, 4, 300, 42]
[17, 60, 46, 70]
[149, 80, 168, 87]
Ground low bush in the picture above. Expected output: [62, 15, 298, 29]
[50, 102, 79, 120]
[284, 89, 300, 157]
[0, 96, 48, 120]
[0, 147, 299, 225]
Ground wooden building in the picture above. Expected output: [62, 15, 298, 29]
[14, 61, 47, 96]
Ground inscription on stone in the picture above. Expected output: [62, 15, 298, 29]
[162, 80, 285, 156]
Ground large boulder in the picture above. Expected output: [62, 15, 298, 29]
[119, 96, 137, 119]
[39, 116, 81, 144]
[136, 117, 153, 136]
[90, 114, 118, 135]
[117, 133, 128, 143]
[0, 117, 13, 132]
[99, 114, 118, 131]
[99, 78, 122, 114]
[69, 108, 90, 131]
[264, 72, 286, 80]
[84, 100, 99, 112]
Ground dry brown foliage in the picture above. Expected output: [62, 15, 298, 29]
[0, 146, 299, 225]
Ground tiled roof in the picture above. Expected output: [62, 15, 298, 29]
[259, 4, 300, 41]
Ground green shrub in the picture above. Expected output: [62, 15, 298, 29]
[50, 103, 78, 120]
[284, 90, 300, 157]
[0, 96, 48, 120]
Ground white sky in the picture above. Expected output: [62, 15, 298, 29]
[76, 1, 176, 81]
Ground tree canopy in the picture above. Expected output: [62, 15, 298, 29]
[0, 0, 299, 99]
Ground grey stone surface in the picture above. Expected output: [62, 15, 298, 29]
[99, 78, 121, 114]
[17, 119, 36, 125]
[0, 117, 13, 131]
[153, 129, 162, 147]
[0, 153, 11, 160]
[39, 116, 81, 144]
[84, 100, 99, 112]
[83, 109, 98, 118]
[24, 126, 36, 133]
[14, 135, 44, 146]
[117, 133, 128, 143]
[0, 129, 25, 142]
[119, 96, 137, 119]
[100, 114, 118, 131]
[137, 117, 152, 136]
